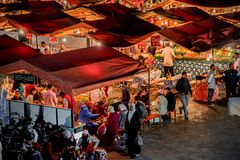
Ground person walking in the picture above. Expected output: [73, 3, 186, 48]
[223, 63, 239, 98]
[125, 103, 141, 159]
[162, 43, 175, 77]
[207, 64, 216, 107]
[176, 71, 192, 120]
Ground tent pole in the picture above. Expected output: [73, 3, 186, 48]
[147, 69, 151, 112]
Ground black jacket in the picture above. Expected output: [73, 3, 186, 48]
[166, 92, 176, 111]
[176, 78, 192, 95]
[223, 69, 239, 86]
[125, 111, 141, 135]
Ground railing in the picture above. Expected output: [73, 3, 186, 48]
[5, 100, 74, 128]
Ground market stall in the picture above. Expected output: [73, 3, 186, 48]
[0, 45, 147, 132]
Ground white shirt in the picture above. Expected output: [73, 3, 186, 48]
[162, 46, 175, 66]
[26, 94, 33, 104]
[63, 97, 68, 109]
[40, 46, 49, 54]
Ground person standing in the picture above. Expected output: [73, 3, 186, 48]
[101, 106, 119, 146]
[40, 41, 49, 54]
[121, 84, 130, 109]
[233, 53, 240, 96]
[223, 63, 239, 98]
[176, 71, 192, 120]
[43, 84, 58, 107]
[125, 103, 141, 159]
[162, 43, 175, 77]
[60, 91, 76, 113]
[207, 64, 216, 107]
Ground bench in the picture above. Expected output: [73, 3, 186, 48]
[141, 114, 161, 131]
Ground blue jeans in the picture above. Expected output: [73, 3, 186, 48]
[208, 88, 215, 105]
[179, 94, 189, 118]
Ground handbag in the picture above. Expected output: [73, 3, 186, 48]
[135, 134, 143, 147]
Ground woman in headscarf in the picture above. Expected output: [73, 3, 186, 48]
[118, 103, 128, 131]
[125, 103, 141, 159]
[78, 130, 99, 160]
[100, 106, 119, 146]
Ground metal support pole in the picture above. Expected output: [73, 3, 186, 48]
[147, 69, 151, 108]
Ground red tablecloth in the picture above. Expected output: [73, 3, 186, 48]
[193, 82, 219, 102]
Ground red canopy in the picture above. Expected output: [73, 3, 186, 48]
[6, 10, 81, 36]
[0, 46, 147, 95]
[219, 12, 240, 22]
[88, 3, 136, 17]
[0, 34, 41, 66]
[153, 7, 210, 22]
[89, 30, 154, 47]
[159, 17, 240, 52]
[176, 0, 240, 7]
[86, 15, 160, 37]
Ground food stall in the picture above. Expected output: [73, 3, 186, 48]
[0, 45, 147, 133]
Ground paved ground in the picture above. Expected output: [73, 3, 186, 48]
[108, 99, 240, 160]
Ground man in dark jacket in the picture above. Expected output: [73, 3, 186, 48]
[176, 71, 192, 120]
[134, 96, 148, 119]
[223, 63, 239, 98]
[164, 87, 176, 112]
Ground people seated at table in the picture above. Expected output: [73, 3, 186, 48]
[98, 106, 119, 146]
[60, 91, 77, 113]
[92, 101, 106, 115]
[156, 89, 169, 124]
[11, 90, 23, 101]
[118, 103, 128, 131]
[164, 87, 176, 112]
[77, 130, 99, 160]
[43, 84, 58, 107]
[134, 96, 148, 120]
[125, 103, 141, 159]
[78, 103, 99, 127]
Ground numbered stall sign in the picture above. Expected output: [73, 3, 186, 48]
[49, 37, 58, 43]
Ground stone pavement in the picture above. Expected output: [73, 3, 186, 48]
[108, 99, 240, 160]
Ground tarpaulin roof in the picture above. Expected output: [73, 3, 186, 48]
[85, 15, 160, 36]
[176, 0, 240, 7]
[5, 9, 82, 36]
[0, 46, 147, 95]
[159, 17, 240, 52]
[219, 12, 240, 22]
[88, 3, 137, 18]
[66, 0, 101, 6]
[0, 1, 63, 12]
[0, 34, 41, 66]
[89, 30, 155, 47]
[153, 7, 210, 22]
